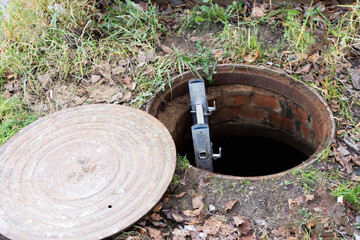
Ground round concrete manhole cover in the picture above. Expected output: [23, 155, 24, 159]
[0, 105, 176, 240]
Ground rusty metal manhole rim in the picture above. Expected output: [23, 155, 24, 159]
[146, 64, 335, 180]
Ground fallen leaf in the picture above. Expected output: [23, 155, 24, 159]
[153, 202, 162, 213]
[147, 227, 163, 240]
[233, 215, 245, 226]
[199, 178, 211, 187]
[202, 219, 222, 235]
[171, 192, 186, 198]
[88, 85, 118, 102]
[244, 53, 255, 64]
[313, 206, 324, 212]
[297, 53, 308, 61]
[91, 74, 101, 84]
[213, 49, 224, 58]
[162, 209, 189, 223]
[144, 65, 155, 75]
[121, 91, 133, 102]
[160, 44, 174, 54]
[2, 91, 11, 99]
[192, 195, 204, 209]
[3, 81, 20, 93]
[271, 226, 288, 237]
[305, 195, 315, 202]
[150, 213, 164, 221]
[300, 63, 312, 73]
[73, 96, 87, 105]
[238, 216, 251, 234]
[308, 52, 320, 63]
[350, 68, 360, 90]
[218, 222, 239, 239]
[252, 4, 265, 18]
[224, 199, 237, 211]
[305, 219, 317, 229]
[138, 52, 147, 66]
[303, 73, 315, 82]
[37, 72, 52, 91]
[338, 145, 350, 156]
[112, 66, 126, 75]
[97, 60, 112, 79]
[352, 176, 360, 181]
[172, 213, 185, 222]
[7, 73, 18, 79]
[189, 36, 201, 42]
[172, 228, 188, 240]
[152, 221, 167, 228]
[254, 50, 260, 61]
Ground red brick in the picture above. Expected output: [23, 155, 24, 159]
[239, 106, 264, 119]
[253, 94, 281, 111]
[291, 104, 308, 124]
[268, 111, 283, 128]
[212, 107, 239, 122]
[223, 95, 251, 106]
[312, 122, 320, 139]
[301, 125, 311, 141]
[281, 117, 294, 131]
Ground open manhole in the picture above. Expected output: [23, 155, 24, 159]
[147, 65, 335, 179]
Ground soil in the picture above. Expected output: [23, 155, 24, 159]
[166, 161, 346, 237]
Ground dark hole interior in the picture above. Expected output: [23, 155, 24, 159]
[178, 135, 308, 177]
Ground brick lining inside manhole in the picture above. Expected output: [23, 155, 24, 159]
[147, 65, 335, 179]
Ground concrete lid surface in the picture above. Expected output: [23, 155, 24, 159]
[0, 104, 176, 240]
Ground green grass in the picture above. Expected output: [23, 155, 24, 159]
[0, 97, 37, 145]
[293, 168, 328, 193]
[176, 155, 191, 171]
[179, 0, 241, 31]
[332, 182, 360, 210]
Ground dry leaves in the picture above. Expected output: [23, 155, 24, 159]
[91, 74, 101, 84]
[162, 209, 190, 223]
[202, 219, 222, 235]
[244, 50, 260, 64]
[252, 4, 265, 18]
[224, 199, 237, 211]
[160, 44, 174, 55]
[147, 227, 163, 240]
[37, 72, 52, 91]
[192, 195, 204, 210]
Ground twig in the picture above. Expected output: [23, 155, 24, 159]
[334, 228, 350, 240]
[344, 134, 360, 153]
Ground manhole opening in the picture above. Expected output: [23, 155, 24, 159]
[147, 65, 334, 179]
[178, 135, 308, 177]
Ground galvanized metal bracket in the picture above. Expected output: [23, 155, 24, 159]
[188, 79, 221, 172]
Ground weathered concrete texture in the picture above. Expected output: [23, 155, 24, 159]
[0, 105, 176, 240]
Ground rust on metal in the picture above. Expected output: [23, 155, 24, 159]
[0, 105, 176, 240]
[146, 64, 335, 180]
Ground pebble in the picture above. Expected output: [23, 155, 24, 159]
[209, 204, 216, 212]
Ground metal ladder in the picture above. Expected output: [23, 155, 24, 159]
[188, 79, 221, 172]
